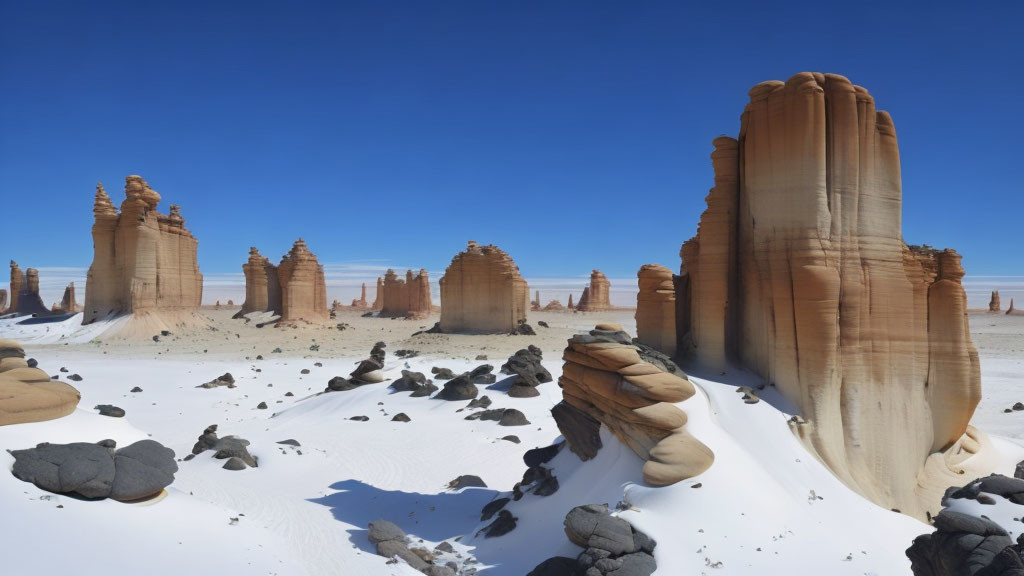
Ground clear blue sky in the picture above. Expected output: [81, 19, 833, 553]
[1, 1, 1021, 279]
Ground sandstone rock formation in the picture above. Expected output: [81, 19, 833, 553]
[0, 339, 80, 426]
[555, 324, 713, 486]
[531, 290, 541, 311]
[51, 283, 81, 314]
[542, 300, 565, 311]
[351, 283, 370, 309]
[635, 264, 676, 356]
[439, 241, 529, 333]
[372, 278, 383, 310]
[239, 247, 281, 315]
[7, 264, 50, 316]
[0, 289, 6, 313]
[567, 294, 574, 310]
[83, 179, 203, 328]
[379, 269, 431, 319]
[989, 290, 1001, 312]
[576, 270, 612, 311]
[643, 72, 988, 518]
[277, 239, 327, 324]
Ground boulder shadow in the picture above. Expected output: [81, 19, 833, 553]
[308, 478, 501, 554]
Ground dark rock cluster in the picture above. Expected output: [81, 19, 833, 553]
[389, 370, 437, 397]
[189, 424, 257, 469]
[500, 345, 552, 398]
[434, 365, 495, 401]
[528, 504, 657, 576]
[197, 372, 235, 389]
[367, 520, 457, 576]
[907, 471, 1024, 575]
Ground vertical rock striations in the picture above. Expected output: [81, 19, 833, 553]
[576, 270, 612, 311]
[277, 239, 327, 324]
[379, 269, 431, 319]
[83, 178, 203, 327]
[372, 277, 383, 311]
[239, 247, 281, 315]
[989, 290, 1001, 312]
[439, 241, 529, 333]
[639, 72, 988, 518]
[635, 264, 677, 356]
[6, 263, 49, 316]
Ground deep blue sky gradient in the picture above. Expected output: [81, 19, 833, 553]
[1, 1, 1021, 278]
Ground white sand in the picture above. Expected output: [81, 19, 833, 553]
[0, 309, 1021, 575]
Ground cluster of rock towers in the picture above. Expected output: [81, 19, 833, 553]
[633, 72, 990, 518]
[239, 240, 327, 323]
[377, 269, 431, 319]
[1, 262, 80, 317]
[84, 177, 203, 326]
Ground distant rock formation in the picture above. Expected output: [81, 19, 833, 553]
[531, 290, 541, 311]
[567, 294, 574, 310]
[439, 241, 529, 333]
[351, 283, 370, 309]
[0, 289, 6, 313]
[379, 269, 431, 319]
[239, 247, 281, 315]
[555, 324, 713, 486]
[576, 270, 612, 311]
[542, 300, 565, 311]
[83, 178, 203, 327]
[51, 283, 81, 314]
[0, 339, 80, 426]
[371, 277, 383, 311]
[277, 239, 328, 324]
[7, 263, 49, 316]
[989, 290, 1001, 312]
[635, 264, 676, 356]
[638, 72, 989, 518]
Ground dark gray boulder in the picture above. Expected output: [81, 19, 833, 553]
[391, 413, 411, 422]
[191, 424, 257, 468]
[464, 408, 530, 426]
[197, 372, 235, 389]
[527, 557, 580, 576]
[552, 401, 603, 460]
[409, 382, 439, 397]
[389, 370, 433, 394]
[326, 376, 361, 392]
[906, 500, 1021, 575]
[500, 345, 552, 395]
[367, 520, 406, 543]
[109, 439, 178, 500]
[470, 364, 496, 384]
[564, 505, 636, 555]
[480, 497, 510, 521]
[434, 374, 478, 401]
[94, 404, 125, 418]
[431, 367, 456, 380]
[448, 475, 487, 490]
[467, 396, 492, 409]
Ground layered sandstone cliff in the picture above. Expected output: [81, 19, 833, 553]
[643, 72, 989, 518]
[372, 278, 383, 311]
[7, 263, 49, 316]
[379, 269, 431, 319]
[576, 270, 612, 311]
[0, 289, 6, 313]
[239, 247, 281, 315]
[83, 179, 203, 327]
[635, 264, 676, 356]
[439, 241, 529, 333]
[555, 324, 713, 486]
[277, 239, 327, 324]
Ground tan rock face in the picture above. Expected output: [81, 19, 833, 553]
[989, 290, 1001, 312]
[0, 339, 80, 426]
[372, 278, 383, 310]
[576, 270, 612, 311]
[646, 72, 986, 518]
[635, 264, 676, 356]
[84, 178, 203, 324]
[439, 241, 529, 333]
[379, 269, 431, 319]
[7, 263, 49, 316]
[0, 289, 6, 313]
[567, 294, 575, 310]
[51, 283, 81, 314]
[350, 283, 370, 309]
[556, 325, 713, 486]
[277, 239, 327, 324]
[240, 247, 281, 315]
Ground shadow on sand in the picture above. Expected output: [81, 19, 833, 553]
[308, 478, 501, 555]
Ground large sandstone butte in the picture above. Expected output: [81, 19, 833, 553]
[239, 247, 281, 315]
[439, 241, 529, 333]
[277, 239, 328, 324]
[6, 262, 49, 316]
[0, 339, 80, 426]
[642, 72, 991, 518]
[575, 270, 612, 311]
[84, 178, 203, 329]
[378, 269, 431, 319]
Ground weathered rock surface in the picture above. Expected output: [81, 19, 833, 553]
[906, 474, 1024, 575]
[350, 283, 370, 309]
[379, 269, 432, 319]
[501, 345, 552, 397]
[239, 247, 281, 316]
[7, 263, 49, 316]
[529, 504, 657, 576]
[191, 424, 257, 468]
[439, 241, 529, 333]
[645, 72, 988, 518]
[0, 339, 80, 426]
[277, 239, 327, 324]
[634, 264, 676, 356]
[84, 178, 203, 328]
[434, 374, 479, 401]
[10, 438, 177, 501]
[51, 282, 81, 314]
[557, 325, 712, 486]
[989, 290, 1002, 312]
[576, 270, 612, 311]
